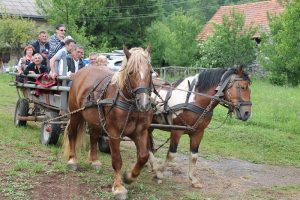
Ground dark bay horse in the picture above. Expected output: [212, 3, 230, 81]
[148, 66, 252, 188]
[63, 47, 153, 200]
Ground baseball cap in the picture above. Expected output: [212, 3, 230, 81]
[42, 49, 49, 54]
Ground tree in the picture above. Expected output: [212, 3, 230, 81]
[196, 9, 257, 68]
[36, 0, 89, 47]
[146, 10, 200, 67]
[0, 14, 36, 57]
[258, 1, 300, 86]
[36, 0, 163, 50]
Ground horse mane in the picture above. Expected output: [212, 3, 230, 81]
[195, 68, 250, 92]
[111, 47, 150, 90]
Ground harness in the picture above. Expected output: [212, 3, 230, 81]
[85, 73, 152, 140]
[153, 69, 252, 132]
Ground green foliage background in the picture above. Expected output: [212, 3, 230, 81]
[2, 0, 300, 86]
[258, 0, 300, 86]
[0, 14, 36, 56]
[196, 10, 257, 68]
[146, 10, 200, 67]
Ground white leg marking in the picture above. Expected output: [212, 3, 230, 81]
[188, 152, 203, 188]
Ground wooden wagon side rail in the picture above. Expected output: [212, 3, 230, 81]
[150, 124, 193, 131]
[9, 82, 70, 92]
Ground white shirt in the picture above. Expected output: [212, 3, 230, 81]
[74, 59, 79, 73]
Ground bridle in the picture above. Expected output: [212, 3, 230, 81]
[215, 72, 252, 114]
[121, 63, 153, 111]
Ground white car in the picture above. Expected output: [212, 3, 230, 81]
[84, 50, 124, 71]
[105, 53, 124, 71]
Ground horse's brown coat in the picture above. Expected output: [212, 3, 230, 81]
[64, 47, 153, 199]
[149, 67, 252, 188]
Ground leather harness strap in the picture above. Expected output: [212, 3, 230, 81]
[167, 103, 213, 117]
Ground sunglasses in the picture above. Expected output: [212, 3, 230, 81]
[59, 29, 66, 32]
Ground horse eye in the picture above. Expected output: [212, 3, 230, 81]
[241, 86, 247, 90]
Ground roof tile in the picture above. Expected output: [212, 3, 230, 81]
[197, 0, 284, 40]
[0, 0, 43, 18]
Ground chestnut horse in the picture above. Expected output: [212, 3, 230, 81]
[148, 66, 252, 188]
[63, 47, 153, 200]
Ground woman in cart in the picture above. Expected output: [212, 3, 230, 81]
[23, 53, 48, 82]
[16, 45, 35, 74]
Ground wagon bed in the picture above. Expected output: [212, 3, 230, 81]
[10, 73, 70, 145]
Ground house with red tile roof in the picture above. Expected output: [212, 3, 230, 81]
[0, 0, 45, 23]
[197, 0, 284, 42]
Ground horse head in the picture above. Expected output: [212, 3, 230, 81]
[114, 46, 152, 112]
[223, 66, 252, 121]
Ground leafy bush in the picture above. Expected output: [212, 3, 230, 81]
[196, 9, 257, 68]
[0, 14, 36, 56]
[146, 10, 200, 67]
[258, 1, 300, 86]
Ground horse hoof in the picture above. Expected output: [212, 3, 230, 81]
[114, 192, 128, 200]
[91, 161, 102, 170]
[67, 163, 78, 171]
[122, 172, 135, 184]
[166, 162, 176, 167]
[152, 175, 163, 184]
[112, 186, 128, 200]
[192, 182, 204, 188]
[67, 159, 78, 171]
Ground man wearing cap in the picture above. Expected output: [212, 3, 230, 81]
[31, 30, 50, 54]
[41, 49, 49, 67]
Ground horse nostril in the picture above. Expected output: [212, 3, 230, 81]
[243, 111, 251, 120]
[245, 111, 250, 117]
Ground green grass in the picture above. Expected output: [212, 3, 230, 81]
[0, 73, 300, 199]
[244, 184, 300, 200]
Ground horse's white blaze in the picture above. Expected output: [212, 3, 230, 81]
[139, 70, 146, 81]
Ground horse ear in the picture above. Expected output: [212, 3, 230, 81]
[146, 44, 151, 54]
[237, 65, 244, 76]
[123, 46, 131, 60]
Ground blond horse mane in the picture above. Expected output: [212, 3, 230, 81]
[111, 47, 150, 90]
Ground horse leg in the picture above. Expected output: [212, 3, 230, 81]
[109, 138, 128, 200]
[89, 126, 101, 170]
[188, 130, 204, 188]
[154, 130, 183, 184]
[65, 114, 83, 171]
[146, 128, 158, 170]
[123, 130, 149, 184]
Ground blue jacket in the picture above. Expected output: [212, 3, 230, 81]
[31, 40, 50, 54]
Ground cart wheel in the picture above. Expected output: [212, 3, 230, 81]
[98, 135, 110, 153]
[14, 98, 29, 127]
[40, 111, 61, 145]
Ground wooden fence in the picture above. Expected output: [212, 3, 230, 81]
[153, 66, 208, 82]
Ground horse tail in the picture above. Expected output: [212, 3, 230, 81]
[63, 120, 71, 160]
[63, 118, 86, 160]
